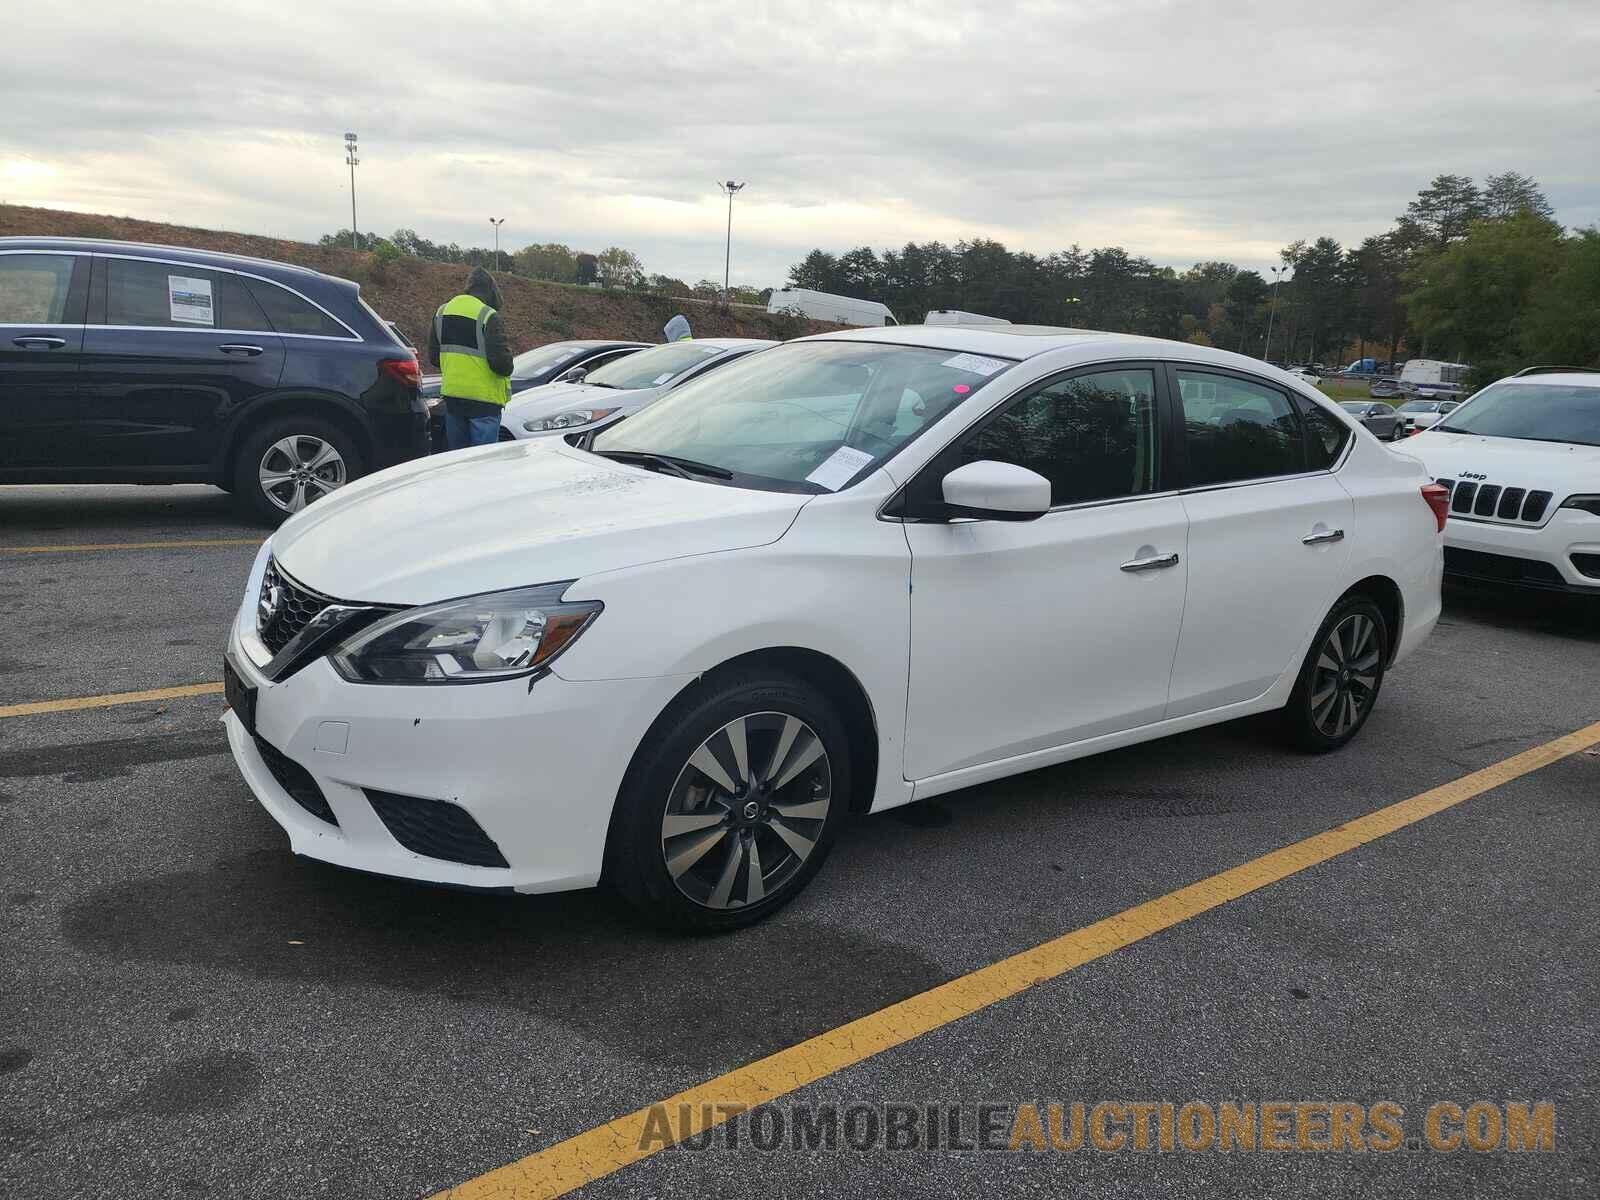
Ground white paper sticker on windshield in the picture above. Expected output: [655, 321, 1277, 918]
[941, 352, 1006, 377]
[168, 275, 215, 326]
[652, 372, 675, 385]
[805, 445, 875, 491]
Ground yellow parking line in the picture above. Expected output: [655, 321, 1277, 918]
[433, 718, 1600, 1200]
[0, 538, 260, 554]
[0, 682, 224, 719]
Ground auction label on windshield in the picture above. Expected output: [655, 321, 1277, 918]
[942, 352, 1007, 377]
[806, 445, 875, 491]
[168, 275, 215, 325]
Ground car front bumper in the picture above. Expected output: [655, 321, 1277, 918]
[224, 622, 695, 893]
[1443, 510, 1600, 593]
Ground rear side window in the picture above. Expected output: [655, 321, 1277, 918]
[0, 254, 76, 323]
[1297, 396, 1352, 469]
[244, 278, 351, 338]
[103, 258, 266, 330]
[954, 368, 1161, 506]
[1175, 370, 1305, 486]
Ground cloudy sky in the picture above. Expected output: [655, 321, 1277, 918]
[4, 0, 1597, 287]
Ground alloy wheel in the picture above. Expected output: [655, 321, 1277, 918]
[259, 436, 347, 513]
[1309, 613, 1380, 737]
[660, 712, 833, 910]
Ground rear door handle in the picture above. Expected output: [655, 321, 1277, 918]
[1120, 552, 1181, 572]
[219, 343, 264, 356]
[12, 335, 66, 349]
[1302, 528, 1345, 545]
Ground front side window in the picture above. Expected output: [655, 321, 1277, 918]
[512, 342, 582, 376]
[1437, 383, 1600, 447]
[1176, 370, 1305, 485]
[0, 254, 75, 323]
[952, 368, 1160, 506]
[104, 258, 265, 330]
[592, 340, 1011, 492]
[584, 341, 722, 390]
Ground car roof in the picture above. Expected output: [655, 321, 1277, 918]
[0, 235, 345, 287]
[1500, 372, 1600, 389]
[534, 339, 650, 351]
[685, 337, 777, 351]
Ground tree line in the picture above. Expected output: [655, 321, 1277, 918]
[785, 172, 1600, 386]
[317, 228, 773, 307]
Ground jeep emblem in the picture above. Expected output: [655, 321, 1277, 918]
[1458, 471, 1486, 480]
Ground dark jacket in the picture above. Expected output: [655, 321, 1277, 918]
[427, 266, 514, 377]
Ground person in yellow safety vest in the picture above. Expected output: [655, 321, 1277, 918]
[427, 266, 514, 449]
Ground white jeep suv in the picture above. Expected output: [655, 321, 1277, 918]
[1410, 369, 1600, 593]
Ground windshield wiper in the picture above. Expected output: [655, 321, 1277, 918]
[1434, 425, 1471, 434]
[594, 450, 733, 480]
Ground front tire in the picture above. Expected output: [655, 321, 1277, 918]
[231, 416, 364, 526]
[1281, 595, 1389, 752]
[607, 671, 850, 931]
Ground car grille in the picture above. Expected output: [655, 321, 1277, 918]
[1443, 547, 1568, 588]
[1433, 479, 1553, 526]
[258, 558, 345, 655]
[254, 735, 338, 825]
[365, 789, 510, 869]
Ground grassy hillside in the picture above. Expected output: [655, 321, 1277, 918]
[0, 204, 840, 353]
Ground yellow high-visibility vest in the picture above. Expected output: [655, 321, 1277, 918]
[434, 293, 511, 406]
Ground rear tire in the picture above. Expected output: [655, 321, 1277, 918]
[231, 416, 365, 526]
[1280, 595, 1389, 753]
[607, 671, 850, 932]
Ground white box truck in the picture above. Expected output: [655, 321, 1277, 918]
[1399, 359, 1471, 400]
[766, 288, 897, 327]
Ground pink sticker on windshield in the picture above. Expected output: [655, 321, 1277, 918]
[953, 384, 971, 394]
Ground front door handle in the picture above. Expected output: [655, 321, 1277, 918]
[1302, 528, 1345, 545]
[1120, 552, 1181, 572]
[12, 335, 66, 349]
[218, 343, 265, 357]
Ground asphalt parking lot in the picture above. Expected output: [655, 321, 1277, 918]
[2, 483, 1597, 1200]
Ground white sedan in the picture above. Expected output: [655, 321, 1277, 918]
[501, 337, 774, 440]
[223, 326, 1443, 930]
[1409, 369, 1600, 593]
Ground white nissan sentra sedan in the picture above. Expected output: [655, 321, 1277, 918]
[223, 326, 1444, 930]
[500, 337, 775, 441]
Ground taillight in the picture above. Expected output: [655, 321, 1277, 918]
[380, 356, 421, 387]
[1421, 483, 1450, 532]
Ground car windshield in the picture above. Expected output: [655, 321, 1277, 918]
[1435, 383, 1600, 446]
[584, 342, 723, 390]
[1397, 401, 1439, 413]
[591, 340, 1012, 493]
[512, 343, 582, 376]
[1339, 402, 1369, 413]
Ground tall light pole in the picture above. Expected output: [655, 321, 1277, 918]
[716, 180, 745, 302]
[1263, 265, 1286, 360]
[489, 217, 505, 272]
[344, 132, 360, 250]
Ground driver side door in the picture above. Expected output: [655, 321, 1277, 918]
[901, 364, 1190, 781]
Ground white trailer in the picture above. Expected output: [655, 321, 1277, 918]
[766, 288, 897, 327]
[1399, 358, 1471, 400]
[924, 309, 1011, 326]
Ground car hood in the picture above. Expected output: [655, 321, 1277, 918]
[504, 381, 658, 425]
[269, 441, 808, 605]
[1409, 429, 1600, 486]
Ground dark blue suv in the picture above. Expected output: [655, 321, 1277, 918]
[0, 237, 428, 523]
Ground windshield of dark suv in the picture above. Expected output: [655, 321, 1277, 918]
[591, 340, 1011, 493]
[1434, 382, 1600, 446]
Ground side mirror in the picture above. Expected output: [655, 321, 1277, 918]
[560, 367, 589, 384]
[939, 460, 1051, 521]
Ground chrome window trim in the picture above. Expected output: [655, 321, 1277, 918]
[0, 322, 81, 329]
[74, 323, 362, 342]
[0, 248, 90, 257]
[90, 251, 362, 341]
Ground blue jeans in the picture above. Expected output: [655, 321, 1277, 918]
[444, 400, 502, 450]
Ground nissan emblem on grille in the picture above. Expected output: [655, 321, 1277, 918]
[257, 559, 336, 655]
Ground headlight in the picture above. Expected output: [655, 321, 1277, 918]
[1560, 495, 1600, 517]
[330, 583, 602, 684]
[525, 407, 620, 432]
